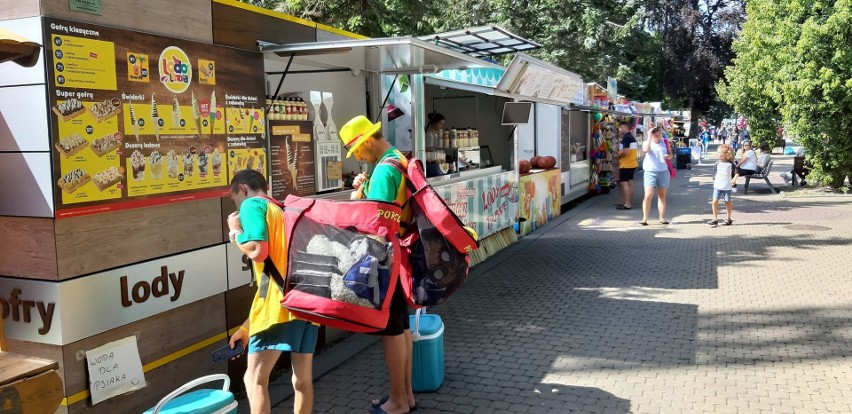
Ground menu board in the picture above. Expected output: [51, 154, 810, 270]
[43, 18, 267, 218]
[269, 121, 315, 201]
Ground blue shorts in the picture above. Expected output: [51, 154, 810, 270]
[713, 189, 732, 202]
[248, 320, 319, 354]
[644, 170, 670, 189]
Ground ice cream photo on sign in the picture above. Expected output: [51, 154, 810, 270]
[128, 97, 139, 142]
[151, 93, 160, 141]
[150, 150, 163, 179]
[166, 150, 179, 178]
[171, 96, 180, 127]
[209, 91, 216, 139]
[191, 91, 201, 136]
[211, 148, 222, 176]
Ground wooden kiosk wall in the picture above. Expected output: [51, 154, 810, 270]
[0, 1, 359, 412]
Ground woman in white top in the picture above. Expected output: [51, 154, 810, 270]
[736, 140, 758, 176]
[425, 112, 445, 151]
[640, 126, 674, 225]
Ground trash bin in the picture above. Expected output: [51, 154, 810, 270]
[143, 374, 237, 414]
[410, 309, 445, 392]
[676, 147, 691, 169]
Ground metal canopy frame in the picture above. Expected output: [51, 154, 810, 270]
[419, 26, 541, 59]
[258, 37, 501, 74]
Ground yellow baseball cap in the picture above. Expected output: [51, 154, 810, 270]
[339, 115, 382, 158]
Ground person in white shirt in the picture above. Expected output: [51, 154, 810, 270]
[640, 126, 674, 225]
[733, 141, 758, 187]
[709, 144, 740, 226]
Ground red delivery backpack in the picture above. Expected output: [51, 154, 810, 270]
[383, 158, 479, 308]
[278, 195, 403, 332]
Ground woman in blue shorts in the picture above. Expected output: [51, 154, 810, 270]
[640, 126, 674, 225]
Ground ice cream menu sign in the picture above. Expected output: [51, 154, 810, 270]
[43, 18, 267, 218]
[269, 121, 316, 201]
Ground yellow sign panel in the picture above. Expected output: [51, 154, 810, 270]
[126, 52, 149, 83]
[228, 148, 267, 181]
[226, 107, 265, 135]
[54, 100, 123, 205]
[158, 46, 192, 94]
[271, 125, 300, 136]
[51, 34, 117, 90]
[125, 146, 228, 198]
[198, 59, 216, 85]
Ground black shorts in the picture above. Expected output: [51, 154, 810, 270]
[371, 279, 410, 336]
[619, 168, 636, 182]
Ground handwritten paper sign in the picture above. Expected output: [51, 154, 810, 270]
[86, 336, 146, 404]
[327, 161, 342, 180]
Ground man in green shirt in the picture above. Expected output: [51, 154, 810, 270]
[340, 115, 416, 414]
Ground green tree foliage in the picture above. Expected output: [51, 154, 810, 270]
[720, 0, 852, 186]
[645, 0, 745, 137]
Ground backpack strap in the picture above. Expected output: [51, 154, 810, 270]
[381, 158, 417, 194]
[258, 256, 286, 298]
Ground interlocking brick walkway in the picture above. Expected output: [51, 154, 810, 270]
[268, 148, 852, 413]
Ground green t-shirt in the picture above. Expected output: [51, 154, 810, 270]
[236, 197, 268, 244]
[364, 147, 404, 203]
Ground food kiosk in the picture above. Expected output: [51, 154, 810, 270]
[0, 1, 368, 412]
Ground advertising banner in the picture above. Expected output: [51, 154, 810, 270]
[519, 169, 561, 236]
[432, 172, 518, 239]
[43, 18, 267, 218]
[269, 121, 316, 201]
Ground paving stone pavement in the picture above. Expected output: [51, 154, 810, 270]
[271, 149, 852, 413]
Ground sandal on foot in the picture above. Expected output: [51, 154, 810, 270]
[723, 219, 733, 225]
[659, 220, 670, 225]
[639, 221, 648, 226]
[708, 220, 719, 227]
[616, 205, 632, 210]
[371, 396, 417, 412]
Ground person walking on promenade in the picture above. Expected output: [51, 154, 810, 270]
[708, 144, 739, 227]
[640, 126, 673, 225]
[341, 115, 417, 414]
[616, 122, 639, 210]
[719, 127, 728, 145]
[227, 170, 318, 414]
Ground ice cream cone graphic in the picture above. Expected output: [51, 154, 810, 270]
[191, 91, 201, 137]
[209, 91, 217, 139]
[171, 96, 180, 127]
[128, 97, 139, 142]
[151, 93, 161, 141]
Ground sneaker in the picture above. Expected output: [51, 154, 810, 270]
[708, 220, 719, 227]
[723, 219, 733, 225]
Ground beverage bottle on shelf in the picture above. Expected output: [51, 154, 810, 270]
[301, 98, 309, 121]
[450, 127, 457, 148]
[466, 127, 473, 147]
[442, 130, 450, 148]
[286, 98, 295, 121]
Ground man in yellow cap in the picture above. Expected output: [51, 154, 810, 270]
[339, 115, 416, 414]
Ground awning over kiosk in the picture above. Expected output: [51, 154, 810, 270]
[259, 37, 502, 74]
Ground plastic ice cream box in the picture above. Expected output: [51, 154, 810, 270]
[410, 309, 445, 392]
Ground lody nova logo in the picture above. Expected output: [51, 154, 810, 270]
[120, 266, 185, 307]
[0, 288, 55, 335]
[159, 46, 192, 94]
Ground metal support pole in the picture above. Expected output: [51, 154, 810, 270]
[374, 74, 399, 124]
[267, 54, 294, 113]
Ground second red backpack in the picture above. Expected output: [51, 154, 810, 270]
[383, 158, 479, 308]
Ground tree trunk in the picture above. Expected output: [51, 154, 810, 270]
[689, 107, 701, 140]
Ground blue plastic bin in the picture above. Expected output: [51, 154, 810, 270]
[143, 374, 237, 414]
[410, 309, 445, 392]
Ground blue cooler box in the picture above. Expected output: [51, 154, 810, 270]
[144, 374, 237, 414]
[410, 309, 445, 392]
